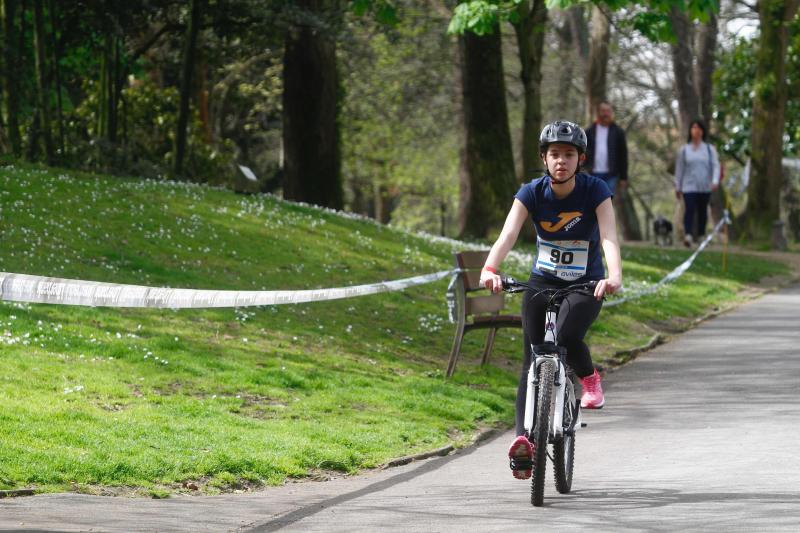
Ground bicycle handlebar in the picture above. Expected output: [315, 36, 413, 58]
[500, 275, 598, 296]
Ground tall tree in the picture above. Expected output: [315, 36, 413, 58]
[47, 0, 64, 154]
[667, 6, 717, 133]
[282, 0, 343, 209]
[585, 5, 610, 122]
[32, 0, 54, 164]
[97, 29, 123, 143]
[174, 0, 204, 177]
[743, 0, 799, 243]
[669, 6, 700, 131]
[1, 0, 22, 156]
[456, 27, 517, 237]
[694, 9, 717, 126]
[512, 0, 548, 181]
[583, 7, 642, 240]
[449, 2, 540, 236]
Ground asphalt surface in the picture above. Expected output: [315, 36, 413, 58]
[2, 284, 800, 532]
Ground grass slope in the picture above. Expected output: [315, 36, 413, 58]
[0, 164, 790, 496]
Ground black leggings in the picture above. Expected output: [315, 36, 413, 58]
[515, 275, 603, 436]
[683, 192, 711, 238]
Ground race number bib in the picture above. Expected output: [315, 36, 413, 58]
[536, 239, 589, 280]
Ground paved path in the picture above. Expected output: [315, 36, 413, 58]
[3, 284, 800, 532]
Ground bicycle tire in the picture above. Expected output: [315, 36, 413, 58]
[531, 359, 554, 507]
[553, 379, 576, 494]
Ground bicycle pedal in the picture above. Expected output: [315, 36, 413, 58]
[509, 458, 533, 471]
[580, 422, 588, 428]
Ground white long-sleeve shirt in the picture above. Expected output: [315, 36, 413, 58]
[674, 142, 720, 193]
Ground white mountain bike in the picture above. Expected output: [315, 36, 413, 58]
[502, 277, 598, 507]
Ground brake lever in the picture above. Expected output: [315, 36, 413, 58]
[501, 275, 526, 293]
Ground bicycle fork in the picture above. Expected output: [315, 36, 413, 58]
[523, 311, 582, 442]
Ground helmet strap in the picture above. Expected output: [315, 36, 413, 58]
[544, 160, 577, 185]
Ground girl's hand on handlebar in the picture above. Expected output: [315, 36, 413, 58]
[594, 276, 622, 301]
[480, 268, 503, 294]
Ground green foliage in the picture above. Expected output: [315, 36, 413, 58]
[351, 0, 399, 24]
[63, 78, 234, 182]
[714, 17, 800, 159]
[447, 0, 523, 35]
[1, 0, 289, 186]
[626, 11, 676, 42]
[448, 0, 720, 48]
[340, 7, 459, 233]
[543, 0, 718, 42]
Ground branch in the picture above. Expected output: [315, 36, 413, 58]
[129, 23, 180, 64]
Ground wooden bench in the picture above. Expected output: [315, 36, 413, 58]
[445, 251, 522, 378]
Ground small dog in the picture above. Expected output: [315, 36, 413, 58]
[653, 215, 673, 246]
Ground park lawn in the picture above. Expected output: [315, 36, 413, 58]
[0, 163, 791, 496]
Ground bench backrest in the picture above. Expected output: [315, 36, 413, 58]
[454, 251, 505, 317]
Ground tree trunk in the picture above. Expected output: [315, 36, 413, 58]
[98, 36, 108, 138]
[1, 0, 22, 156]
[457, 27, 517, 238]
[455, 24, 469, 235]
[513, 0, 547, 182]
[47, 0, 64, 154]
[32, 0, 54, 164]
[585, 5, 609, 123]
[174, 0, 204, 178]
[617, 188, 643, 240]
[694, 11, 718, 124]
[743, 0, 799, 244]
[108, 34, 121, 143]
[585, 8, 641, 240]
[554, 7, 587, 120]
[198, 63, 212, 143]
[669, 6, 699, 133]
[282, 0, 343, 209]
[569, 6, 589, 64]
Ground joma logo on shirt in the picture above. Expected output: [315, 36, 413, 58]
[540, 211, 582, 232]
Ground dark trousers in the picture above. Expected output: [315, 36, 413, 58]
[515, 276, 603, 436]
[683, 192, 711, 238]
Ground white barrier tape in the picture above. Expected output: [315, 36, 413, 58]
[0, 269, 455, 309]
[605, 211, 731, 307]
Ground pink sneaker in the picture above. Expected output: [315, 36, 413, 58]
[580, 369, 605, 409]
[508, 435, 534, 479]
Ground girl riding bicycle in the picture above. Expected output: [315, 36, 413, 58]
[479, 120, 622, 480]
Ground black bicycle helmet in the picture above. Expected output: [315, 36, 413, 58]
[539, 120, 588, 154]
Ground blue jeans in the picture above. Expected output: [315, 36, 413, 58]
[592, 173, 618, 195]
[683, 192, 711, 237]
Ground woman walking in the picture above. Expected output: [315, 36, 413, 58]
[674, 119, 720, 247]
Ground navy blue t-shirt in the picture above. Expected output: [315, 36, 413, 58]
[515, 173, 612, 283]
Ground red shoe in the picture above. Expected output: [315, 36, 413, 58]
[580, 369, 605, 409]
[508, 435, 534, 480]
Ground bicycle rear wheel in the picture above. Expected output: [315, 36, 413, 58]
[553, 378, 576, 494]
[531, 359, 554, 507]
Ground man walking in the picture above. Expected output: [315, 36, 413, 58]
[584, 101, 628, 195]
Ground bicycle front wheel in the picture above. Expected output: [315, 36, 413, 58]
[531, 359, 555, 507]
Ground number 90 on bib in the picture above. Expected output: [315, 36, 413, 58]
[535, 239, 589, 280]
